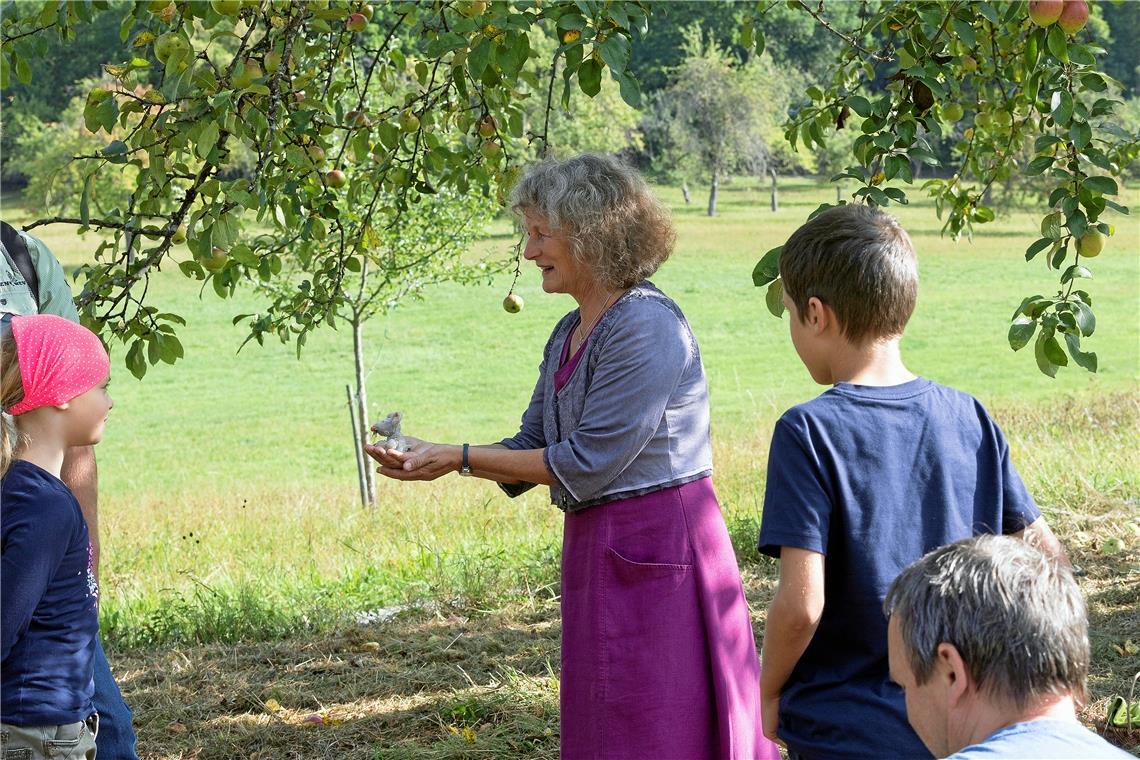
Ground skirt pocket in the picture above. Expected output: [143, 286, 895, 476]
[600, 547, 714, 757]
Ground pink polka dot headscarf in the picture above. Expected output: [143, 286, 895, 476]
[3, 314, 110, 416]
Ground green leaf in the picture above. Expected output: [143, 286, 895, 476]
[126, 339, 148, 380]
[1033, 337, 1058, 377]
[1051, 90, 1073, 126]
[578, 58, 601, 97]
[1083, 176, 1118, 196]
[1040, 211, 1063, 240]
[467, 37, 492, 79]
[754, 28, 765, 58]
[80, 173, 93, 227]
[1025, 155, 1054, 176]
[972, 206, 995, 223]
[196, 120, 219, 161]
[1046, 25, 1068, 63]
[846, 95, 872, 118]
[951, 17, 975, 48]
[765, 279, 785, 318]
[1043, 334, 1067, 366]
[614, 69, 641, 108]
[1064, 333, 1097, 372]
[1060, 264, 1092, 284]
[1025, 238, 1053, 261]
[1069, 121, 1091, 150]
[1072, 300, 1096, 336]
[1008, 316, 1036, 351]
[752, 245, 782, 287]
[1080, 72, 1108, 92]
[14, 52, 31, 85]
[597, 34, 630, 74]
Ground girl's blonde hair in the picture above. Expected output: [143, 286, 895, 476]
[1, 325, 25, 476]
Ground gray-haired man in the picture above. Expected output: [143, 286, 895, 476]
[884, 534, 1130, 758]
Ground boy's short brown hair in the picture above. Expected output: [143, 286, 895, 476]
[779, 203, 918, 343]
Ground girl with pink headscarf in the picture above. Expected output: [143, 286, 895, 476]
[1, 314, 112, 759]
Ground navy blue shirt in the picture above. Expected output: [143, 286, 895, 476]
[758, 379, 1040, 760]
[2, 459, 98, 726]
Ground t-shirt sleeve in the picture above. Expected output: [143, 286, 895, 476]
[993, 422, 1041, 533]
[757, 415, 832, 558]
[26, 233, 79, 322]
[1, 490, 77, 661]
[543, 302, 690, 503]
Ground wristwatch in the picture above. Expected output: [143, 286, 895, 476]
[458, 443, 472, 476]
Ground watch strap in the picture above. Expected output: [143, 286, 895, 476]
[459, 443, 472, 475]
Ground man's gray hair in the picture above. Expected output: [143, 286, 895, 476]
[884, 534, 1089, 709]
[510, 153, 675, 290]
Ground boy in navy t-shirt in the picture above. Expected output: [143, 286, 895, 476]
[756, 204, 1065, 759]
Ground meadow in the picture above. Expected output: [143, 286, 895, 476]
[4, 177, 1138, 757]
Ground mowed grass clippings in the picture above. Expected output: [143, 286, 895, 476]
[114, 604, 562, 760]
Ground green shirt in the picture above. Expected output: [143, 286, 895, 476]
[0, 230, 79, 321]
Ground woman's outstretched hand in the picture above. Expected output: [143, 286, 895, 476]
[364, 436, 461, 481]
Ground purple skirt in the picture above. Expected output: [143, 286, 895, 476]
[560, 477, 779, 760]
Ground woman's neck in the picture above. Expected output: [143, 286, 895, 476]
[575, 287, 613, 323]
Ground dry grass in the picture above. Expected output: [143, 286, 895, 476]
[116, 529, 1139, 759]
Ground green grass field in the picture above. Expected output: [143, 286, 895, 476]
[5, 177, 1137, 633]
[4, 178, 1139, 756]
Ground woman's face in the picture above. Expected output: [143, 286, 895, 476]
[522, 212, 593, 298]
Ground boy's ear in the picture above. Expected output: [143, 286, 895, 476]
[804, 296, 832, 335]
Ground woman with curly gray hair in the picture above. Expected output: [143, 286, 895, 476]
[366, 154, 776, 760]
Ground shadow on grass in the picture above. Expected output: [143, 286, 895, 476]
[1080, 552, 1140, 756]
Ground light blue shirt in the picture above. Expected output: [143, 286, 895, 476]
[947, 719, 1132, 759]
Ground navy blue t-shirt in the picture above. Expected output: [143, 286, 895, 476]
[1, 459, 99, 726]
[757, 379, 1040, 760]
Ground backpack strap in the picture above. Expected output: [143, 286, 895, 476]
[0, 221, 41, 311]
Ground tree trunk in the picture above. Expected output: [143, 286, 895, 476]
[351, 312, 376, 505]
[707, 169, 719, 217]
[837, 184, 843, 203]
[769, 168, 779, 212]
[681, 181, 691, 205]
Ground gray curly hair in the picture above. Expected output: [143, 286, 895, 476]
[510, 154, 676, 290]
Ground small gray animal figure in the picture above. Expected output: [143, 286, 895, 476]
[371, 411, 410, 453]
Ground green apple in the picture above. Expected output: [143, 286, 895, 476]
[1076, 230, 1104, 257]
[211, 0, 241, 15]
[502, 293, 524, 313]
[346, 12, 367, 32]
[480, 139, 501, 159]
[232, 58, 263, 88]
[154, 32, 190, 63]
[264, 51, 282, 74]
[399, 110, 420, 132]
[326, 169, 347, 188]
[478, 115, 496, 137]
[200, 247, 229, 272]
[171, 225, 187, 244]
[941, 103, 964, 122]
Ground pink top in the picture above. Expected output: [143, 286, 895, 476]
[554, 318, 588, 393]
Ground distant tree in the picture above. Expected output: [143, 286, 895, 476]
[1101, 1, 1140, 97]
[654, 26, 801, 216]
